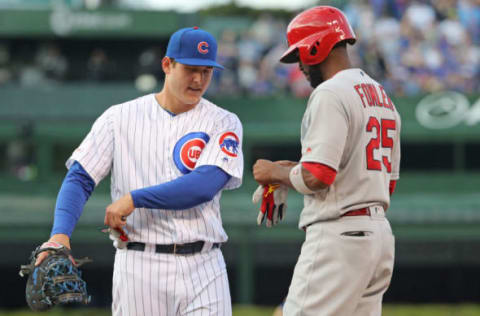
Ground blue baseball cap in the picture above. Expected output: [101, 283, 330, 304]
[166, 27, 224, 69]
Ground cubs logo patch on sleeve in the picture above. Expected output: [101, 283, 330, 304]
[219, 132, 239, 157]
[173, 132, 210, 174]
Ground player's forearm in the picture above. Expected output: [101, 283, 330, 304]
[131, 165, 231, 210]
[51, 161, 95, 237]
[271, 165, 295, 188]
[301, 162, 336, 191]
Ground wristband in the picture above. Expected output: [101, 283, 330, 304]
[289, 164, 316, 195]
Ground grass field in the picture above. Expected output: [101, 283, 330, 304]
[1, 305, 480, 316]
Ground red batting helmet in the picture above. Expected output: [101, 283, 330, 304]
[280, 6, 356, 65]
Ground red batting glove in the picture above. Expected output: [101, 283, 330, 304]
[253, 184, 280, 227]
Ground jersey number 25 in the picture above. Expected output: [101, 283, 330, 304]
[366, 117, 396, 173]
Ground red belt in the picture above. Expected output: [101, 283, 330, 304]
[302, 207, 373, 232]
[342, 207, 370, 217]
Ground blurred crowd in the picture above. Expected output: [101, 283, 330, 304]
[0, 0, 479, 98]
[346, 0, 480, 96]
[209, 0, 480, 97]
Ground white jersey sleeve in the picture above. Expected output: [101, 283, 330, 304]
[195, 112, 243, 190]
[390, 111, 401, 180]
[300, 89, 349, 170]
[66, 106, 115, 185]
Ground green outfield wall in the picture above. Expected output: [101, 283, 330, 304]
[0, 8, 186, 38]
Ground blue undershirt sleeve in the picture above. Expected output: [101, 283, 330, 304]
[131, 165, 231, 210]
[50, 161, 95, 237]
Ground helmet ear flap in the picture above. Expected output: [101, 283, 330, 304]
[309, 41, 319, 57]
[299, 40, 322, 65]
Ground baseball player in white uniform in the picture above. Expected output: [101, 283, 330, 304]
[253, 6, 401, 316]
[35, 27, 243, 316]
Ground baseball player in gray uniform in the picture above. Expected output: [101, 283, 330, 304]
[35, 27, 243, 316]
[253, 6, 401, 316]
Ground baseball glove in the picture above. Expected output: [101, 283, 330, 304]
[253, 184, 288, 227]
[19, 241, 92, 312]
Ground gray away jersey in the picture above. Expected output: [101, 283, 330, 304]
[298, 68, 401, 228]
[67, 94, 244, 244]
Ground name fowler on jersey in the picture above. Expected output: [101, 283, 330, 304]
[219, 132, 239, 157]
[353, 83, 395, 111]
[173, 132, 210, 174]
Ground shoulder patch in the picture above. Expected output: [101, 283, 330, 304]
[219, 132, 239, 157]
[173, 132, 210, 174]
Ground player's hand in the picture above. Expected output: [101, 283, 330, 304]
[252, 184, 288, 227]
[253, 159, 293, 185]
[104, 193, 135, 230]
[253, 159, 277, 185]
[34, 234, 72, 266]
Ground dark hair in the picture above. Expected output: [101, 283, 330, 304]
[333, 41, 347, 49]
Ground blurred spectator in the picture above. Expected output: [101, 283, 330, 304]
[249, 14, 282, 53]
[433, 0, 458, 20]
[136, 46, 165, 82]
[212, 30, 239, 95]
[261, 43, 291, 94]
[404, 1, 436, 31]
[87, 48, 115, 81]
[18, 42, 68, 86]
[458, 0, 480, 45]
[134, 46, 168, 92]
[6, 123, 37, 181]
[0, 43, 12, 85]
[35, 42, 69, 81]
[19, 65, 45, 87]
[237, 59, 258, 95]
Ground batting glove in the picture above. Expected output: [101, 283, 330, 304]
[252, 184, 288, 227]
[102, 227, 129, 249]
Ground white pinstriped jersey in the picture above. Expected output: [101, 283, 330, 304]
[67, 94, 243, 245]
[298, 68, 401, 228]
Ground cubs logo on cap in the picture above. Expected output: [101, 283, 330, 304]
[166, 27, 224, 69]
[173, 132, 210, 174]
[197, 41, 209, 54]
[219, 132, 239, 157]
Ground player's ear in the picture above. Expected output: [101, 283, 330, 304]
[162, 57, 174, 74]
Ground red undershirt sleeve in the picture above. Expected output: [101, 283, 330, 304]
[301, 162, 397, 196]
[389, 180, 397, 196]
[301, 162, 337, 186]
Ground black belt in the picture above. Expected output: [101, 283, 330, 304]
[126, 241, 220, 255]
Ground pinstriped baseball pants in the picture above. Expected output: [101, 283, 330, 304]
[112, 247, 232, 316]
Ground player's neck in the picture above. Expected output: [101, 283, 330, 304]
[154, 90, 197, 115]
[321, 48, 352, 81]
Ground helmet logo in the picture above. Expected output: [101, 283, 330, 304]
[197, 41, 209, 54]
[328, 20, 345, 39]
